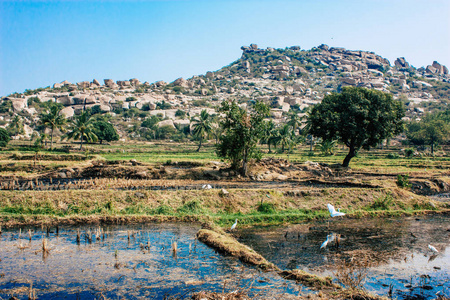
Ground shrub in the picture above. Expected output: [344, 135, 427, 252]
[386, 153, 399, 159]
[405, 148, 415, 158]
[257, 202, 276, 213]
[0, 128, 11, 147]
[396, 174, 412, 189]
[370, 194, 393, 210]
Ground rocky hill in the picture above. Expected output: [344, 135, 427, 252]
[1, 43, 449, 140]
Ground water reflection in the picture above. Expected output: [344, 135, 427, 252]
[0, 223, 302, 299]
[237, 215, 450, 299]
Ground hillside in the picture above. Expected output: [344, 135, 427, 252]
[1, 43, 449, 141]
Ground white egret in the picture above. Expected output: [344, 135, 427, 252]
[428, 244, 439, 253]
[320, 233, 337, 249]
[327, 204, 345, 217]
[231, 219, 238, 230]
[202, 184, 212, 190]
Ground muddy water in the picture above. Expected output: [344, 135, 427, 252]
[237, 215, 450, 299]
[0, 224, 302, 299]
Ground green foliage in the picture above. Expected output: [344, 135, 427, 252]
[177, 200, 205, 214]
[93, 121, 119, 144]
[191, 109, 212, 151]
[317, 139, 337, 156]
[308, 87, 404, 167]
[38, 102, 67, 148]
[154, 204, 173, 215]
[0, 99, 13, 114]
[0, 127, 11, 147]
[404, 148, 415, 158]
[370, 194, 393, 210]
[396, 174, 412, 189]
[141, 115, 162, 129]
[175, 109, 186, 118]
[216, 100, 269, 175]
[406, 109, 450, 154]
[126, 97, 137, 102]
[386, 153, 399, 159]
[7, 115, 25, 137]
[257, 202, 276, 213]
[27, 96, 40, 106]
[156, 101, 172, 110]
[64, 111, 98, 150]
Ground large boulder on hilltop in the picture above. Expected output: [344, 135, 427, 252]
[173, 77, 189, 88]
[130, 78, 140, 86]
[60, 107, 74, 118]
[432, 61, 448, 74]
[394, 57, 410, 68]
[426, 65, 437, 74]
[61, 80, 71, 86]
[92, 79, 101, 86]
[155, 81, 167, 87]
[77, 81, 90, 88]
[72, 94, 87, 105]
[53, 83, 62, 88]
[104, 79, 114, 87]
[318, 44, 329, 51]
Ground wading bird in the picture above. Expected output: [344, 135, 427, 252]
[428, 244, 439, 253]
[320, 233, 339, 249]
[231, 219, 238, 230]
[327, 204, 345, 217]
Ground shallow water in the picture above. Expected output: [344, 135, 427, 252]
[0, 224, 302, 299]
[237, 215, 450, 299]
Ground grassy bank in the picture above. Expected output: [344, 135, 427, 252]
[0, 186, 447, 227]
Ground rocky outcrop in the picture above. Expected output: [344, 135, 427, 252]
[394, 57, 410, 69]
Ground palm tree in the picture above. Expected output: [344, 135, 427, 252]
[287, 110, 302, 135]
[278, 124, 294, 153]
[39, 103, 66, 149]
[64, 111, 98, 150]
[260, 120, 277, 153]
[191, 109, 212, 152]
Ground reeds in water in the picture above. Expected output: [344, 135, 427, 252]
[42, 238, 50, 254]
[76, 229, 81, 244]
[28, 229, 32, 241]
[172, 241, 178, 257]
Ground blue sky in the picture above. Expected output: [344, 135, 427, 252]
[1, 0, 449, 96]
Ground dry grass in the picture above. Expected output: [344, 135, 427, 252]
[196, 229, 277, 270]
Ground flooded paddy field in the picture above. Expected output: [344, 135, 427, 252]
[237, 215, 450, 299]
[0, 224, 302, 300]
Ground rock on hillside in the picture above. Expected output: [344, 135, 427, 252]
[1, 43, 449, 139]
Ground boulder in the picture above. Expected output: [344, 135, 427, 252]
[53, 83, 62, 88]
[156, 119, 176, 129]
[92, 79, 101, 86]
[173, 119, 190, 129]
[426, 65, 437, 74]
[77, 81, 90, 88]
[341, 77, 358, 85]
[394, 57, 410, 68]
[11, 98, 28, 111]
[56, 95, 74, 106]
[60, 107, 75, 118]
[318, 44, 329, 51]
[130, 78, 140, 86]
[205, 71, 214, 79]
[99, 104, 111, 112]
[85, 96, 97, 104]
[104, 79, 114, 87]
[173, 77, 189, 88]
[61, 80, 71, 86]
[155, 81, 167, 87]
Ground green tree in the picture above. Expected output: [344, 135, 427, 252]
[64, 111, 98, 150]
[278, 124, 294, 153]
[287, 110, 302, 135]
[38, 102, 66, 149]
[260, 120, 278, 153]
[191, 109, 212, 152]
[93, 121, 119, 144]
[7, 115, 25, 137]
[407, 111, 450, 154]
[216, 100, 269, 176]
[316, 139, 337, 156]
[0, 128, 11, 147]
[308, 87, 404, 167]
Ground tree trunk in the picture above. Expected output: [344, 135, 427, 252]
[50, 128, 54, 149]
[268, 142, 271, 153]
[80, 135, 83, 151]
[342, 146, 356, 167]
[197, 138, 202, 152]
[242, 149, 248, 176]
[309, 136, 313, 152]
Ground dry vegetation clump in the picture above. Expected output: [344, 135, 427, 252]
[196, 229, 277, 270]
[278, 269, 339, 289]
[192, 291, 251, 300]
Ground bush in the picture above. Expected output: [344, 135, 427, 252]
[386, 153, 399, 159]
[0, 128, 11, 147]
[370, 194, 393, 210]
[396, 174, 412, 189]
[405, 148, 415, 158]
[257, 202, 276, 213]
